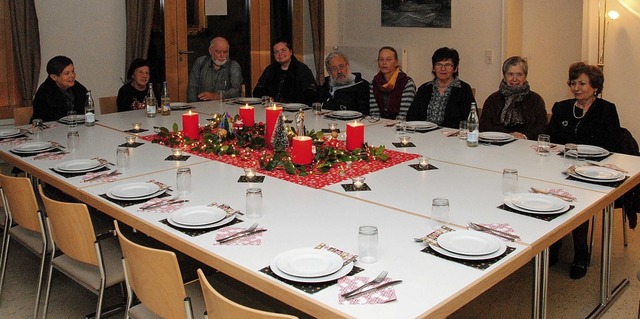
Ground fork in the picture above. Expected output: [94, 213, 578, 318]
[85, 169, 119, 182]
[468, 223, 519, 241]
[341, 270, 388, 298]
[216, 223, 258, 243]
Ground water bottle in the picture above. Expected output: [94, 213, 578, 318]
[84, 90, 95, 126]
[466, 102, 479, 147]
[146, 83, 157, 118]
[161, 81, 171, 116]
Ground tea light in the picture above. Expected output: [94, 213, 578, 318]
[172, 148, 183, 157]
[182, 110, 200, 139]
[346, 120, 365, 151]
[291, 136, 313, 165]
[265, 104, 283, 148]
[352, 176, 366, 189]
[132, 123, 142, 131]
[244, 167, 256, 180]
[399, 135, 411, 145]
[125, 136, 137, 145]
[239, 104, 255, 126]
[328, 122, 338, 131]
[418, 157, 430, 168]
[345, 161, 352, 169]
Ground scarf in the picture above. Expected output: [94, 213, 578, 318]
[372, 69, 410, 115]
[499, 80, 530, 127]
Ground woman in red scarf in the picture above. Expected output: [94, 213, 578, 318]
[369, 47, 416, 120]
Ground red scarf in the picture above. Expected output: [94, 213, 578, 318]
[372, 70, 410, 116]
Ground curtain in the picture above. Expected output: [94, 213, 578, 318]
[126, 0, 155, 72]
[308, 0, 324, 85]
[9, 0, 40, 107]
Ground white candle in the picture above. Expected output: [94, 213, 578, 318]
[172, 148, 182, 157]
[244, 167, 256, 179]
[419, 157, 430, 168]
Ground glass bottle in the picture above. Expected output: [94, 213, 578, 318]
[161, 81, 171, 116]
[466, 102, 479, 147]
[84, 90, 95, 126]
[146, 83, 157, 118]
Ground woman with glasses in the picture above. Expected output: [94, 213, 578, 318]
[406, 47, 475, 128]
[369, 46, 416, 120]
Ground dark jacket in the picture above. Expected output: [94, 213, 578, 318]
[32, 77, 88, 122]
[479, 90, 547, 140]
[318, 73, 370, 115]
[253, 56, 318, 106]
[406, 80, 475, 128]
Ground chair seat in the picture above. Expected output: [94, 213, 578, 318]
[8, 225, 51, 254]
[129, 280, 205, 319]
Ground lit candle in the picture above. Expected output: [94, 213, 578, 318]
[244, 167, 256, 180]
[418, 157, 430, 168]
[399, 135, 411, 145]
[125, 136, 136, 145]
[132, 123, 142, 131]
[182, 110, 200, 140]
[291, 136, 313, 165]
[239, 104, 255, 127]
[172, 148, 183, 157]
[345, 120, 365, 151]
[352, 176, 366, 189]
[328, 122, 338, 131]
[265, 104, 283, 148]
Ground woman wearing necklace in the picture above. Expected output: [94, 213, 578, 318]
[547, 61, 622, 280]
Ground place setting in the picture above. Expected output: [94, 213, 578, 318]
[499, 192, 575, 221]
[160, 205, 243, 237]
[0, 128, 29, 143]
[324, 110, 363, 121]
[50, 158, 111, 178]
[404, 121, 439, 133]
[100, 181, 172, 207]
[478, 131, 516, 146]
[281, 103, 310, 112]
[559, 144, 612, 161]
[564, 164, 628, 187]
[9, 141, 64, 157]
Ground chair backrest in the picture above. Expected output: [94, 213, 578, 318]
[13, 106, 34, 125]
[99, 96, 118, 114]
[0, 174, 42, 233]
[197, 269, 297, 319]
[38, 185, 98, 266]
[620, 127, 639, 156]
[114, 221, 190, 319]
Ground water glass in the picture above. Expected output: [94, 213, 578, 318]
[218, 90, 224, 101]
[358, 225, 378, 264]
[312, 102, 323, 115]
[502, 168, 518, 195]
[67, 110, 78, 127]
[116, 146, 130, 170]
[176, 167, 192, 195]
[245, 188, 263, 219]
[32, 118, 43, 141]
[396, 120, 407, 134]
[537, 134, 550, 156]
[458, 121, 468, 139]
[431, 198, 450, 230]
[67, 130, 80, 152]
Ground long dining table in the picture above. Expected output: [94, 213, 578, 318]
[0, 100, 637, 318]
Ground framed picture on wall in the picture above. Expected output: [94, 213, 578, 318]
[382, 0, 451, 28]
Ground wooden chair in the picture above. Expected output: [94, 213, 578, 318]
[13, 106, 33, 125]
[197, 269, 297, 319]
[0, 174, 50, 318]
[114, 221, 205, 319]
[99, 96, 118, 114]
[38, 185, 125, 318]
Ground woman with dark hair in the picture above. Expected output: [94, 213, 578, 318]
[406, 47, 475, 128]
[369, 46, 416, 120]
[117, 58, 151, 112]
[32, 56, 88, 122]
[547, 61, 622, 279]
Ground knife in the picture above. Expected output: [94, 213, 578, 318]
[344, 280, 403, 300]
[217, 229, 267, 243]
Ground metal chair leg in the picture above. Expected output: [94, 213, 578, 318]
[622, 212, 628, 247]
[588, 215, 596, 265]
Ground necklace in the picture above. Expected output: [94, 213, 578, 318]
[573, 99, 593, 119]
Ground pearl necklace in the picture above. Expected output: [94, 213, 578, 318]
[573, 99, 594, 119]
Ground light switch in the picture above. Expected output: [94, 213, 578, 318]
[485, 50, 493, 64]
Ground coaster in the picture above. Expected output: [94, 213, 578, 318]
[159, 218, 243, 237]
[422, 246, 516, 270]
[50, 166, 110, 178]
[99, 192, 172, 208]
[237, 175, 265, 183]
[124, 128, 149, 133]
[118, 142, 144, 148]
[497, 204, 574, 221]
[165, 155, 190, 161]
[321, 128, 341, 133]
[260, 265, 364, 294]
[341, 183, 371, 192]
[392, 142, 416, 148]
[409, 163, 438, 171]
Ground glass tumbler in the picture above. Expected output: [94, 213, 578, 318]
[564, 143, 578, 160]
[431, 198, 450, 230]
[67, 130, 80, 152]
[32, 118, 43, 141]
[537, 134, 551, 156]
[458, 121, 468, 139]
[502, 168, 518, 195]
[245, 188, 263, 219]
[116, 146, 130, 170]
[358, 225, 378, 264]
[176, 167, 192, 195]
[66, 110, 78, 127]
[312, 102, 323, 115]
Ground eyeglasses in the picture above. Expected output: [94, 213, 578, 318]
[435, 63, 455, 69]
[329, 64, 348, 73]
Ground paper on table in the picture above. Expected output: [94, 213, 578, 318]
[338, 276, 398, 304]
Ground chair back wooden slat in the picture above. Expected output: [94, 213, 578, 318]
[0, 174, 41, 233]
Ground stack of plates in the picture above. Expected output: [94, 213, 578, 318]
[53, 159, 105, 173]
[327, 110, 363, 120]
[235, 97, 262, 105]
[0, 128, 23, 138]
[269, 248, 353, 283]
[565, 144, 610, 158]
[170, 102, 193, 110]
[430, 230, 507, 260]
[405, 121, 438, 131]
[504, 193, 571, 214]
[166, 206, 234, 229]
[282, 103, 309, 111]
[106, 182, 166, 201]
[568, 165, 625, 183]
[59, 114, 86, 124]
[479, 132, 515, 143]
[11, 142, 56, 154]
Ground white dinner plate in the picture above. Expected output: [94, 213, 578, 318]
[568, 171, 626, 183]
[577, 144, 609, 155]
[406, 121, 438, 130]
[430, 241, 507, 261]
[282, 103, 309, 111]
[329, 110, 362, 119]
[166, 213, 235, 229]
[106, 189, 167, 201]
[236, 97, 262, 105]
[574, 166, 623, 181]
[170, 102, 192, 110]
[479, 132, 513, 141]
[504, 195, 571, 215]
[0, 128, 22, 137]
[275, 248, 343, 278]
[59, 114, 86, 123]
[108, 182, 160, 198]
[54, 159, 102, 172]
[11, 142, 55, 153]
[436, 230, 502, 256]
[168, 206, 226, 226]
[269, 250, 353, 283]
[508, 193, 567, 212]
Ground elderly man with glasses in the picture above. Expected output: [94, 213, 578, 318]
[317, 51, 370, 115]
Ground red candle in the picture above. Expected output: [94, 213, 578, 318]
[346, 120, 365, 151]
[239, 104, 255, 127]
[182, 110, 200, 139]
[291, 136, 313, 164]
[265, 104, 283, 147]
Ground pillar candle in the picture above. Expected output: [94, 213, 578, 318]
[265, 104, 283, 147]
[291, 136, 313, 165]
[182, 110, 200, 139]
[346, 120, 365, 151]
[239, 104, 255, 126]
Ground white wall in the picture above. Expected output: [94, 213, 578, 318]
[35, 0, 126, 113]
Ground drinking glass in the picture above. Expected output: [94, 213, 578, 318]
[431, 198, 450, 229]
[116, 146, 130, 170]
[458, 121, 468, 139]
[312, 102, 323, 115]
[176, 167, 192, 195]
[358, 225, 378, 264]
[67, 130, 80, 152]
[502, 168, 518, 195]
[396, 120, 407, 135]
[245, 188, 263, 219]
[66, 110, 77, 127]
[564, 143, 578, 160]
[32, 118, 43, 141]
[537, 134, 550, 156]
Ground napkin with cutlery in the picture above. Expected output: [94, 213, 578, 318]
[468, 223, 520, 242]
[0, 136, 30, 145]
[529, 144, 561, 153]
[442, 130, 460, 137]
[315, 243, 358, 265]
[586, 162, 628, 173]
[33, 151, 68, 160]
[81, 170, 121, 183]
[338, 276, 398, 304]
[213, 226, 266, 245]
[137, 197, 187, 213]
[530, 187, 577, 202]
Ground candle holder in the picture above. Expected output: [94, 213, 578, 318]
[352, 176, 366, 189]
[132, 123, 142, 131]
[328, 122, 339, 131]
[172, 148, 183, 157]
[418, 157, 430, 168]
[345, 161, 353, 169]
[244, 167, 256, 180]
[399, 135, 411, 145]
[125, 136, 137, 145]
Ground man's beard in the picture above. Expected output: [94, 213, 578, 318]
[213, 59, 228, 67]
[331, 73, 355, 87]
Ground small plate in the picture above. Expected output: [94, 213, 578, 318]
[436, 230, 502, 256]
[504, 195, 571, 215]
[168, 206, 226, 226]
[577, 144, 609, 155]
[328, 110, 362, 119]
[59, 114, 86, 123]
[275, 248, 343, 278]
[11, 142, 55, 153]
[430, 241, 507, 261]
[166, 214, 235, 229]
[509, 193, 567, 212]
[405, 121, 438, 130]
[282, 103, 309, 111]
[479, 132, 513, 141]
[0, 128, 22, 138]
[108, 182, 160, 198]
[568, 172, 626, 183]
[269, 250, 353, 283]
[54, 159, 102, 172]
[106, 188, 167, 201]
[170, 102, 192, 110]
[574, 166, 623, 180]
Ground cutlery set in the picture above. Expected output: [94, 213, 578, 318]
[216, 223, 267, 243]
[467, 222, 520, 241]
[139, 199, 189, 210]
[84, 169, 119, 182]
[529, 187, 576, 202]
[341, 270, 402, 300]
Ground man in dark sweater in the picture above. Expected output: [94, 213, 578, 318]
[318, 51, 370, 115]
